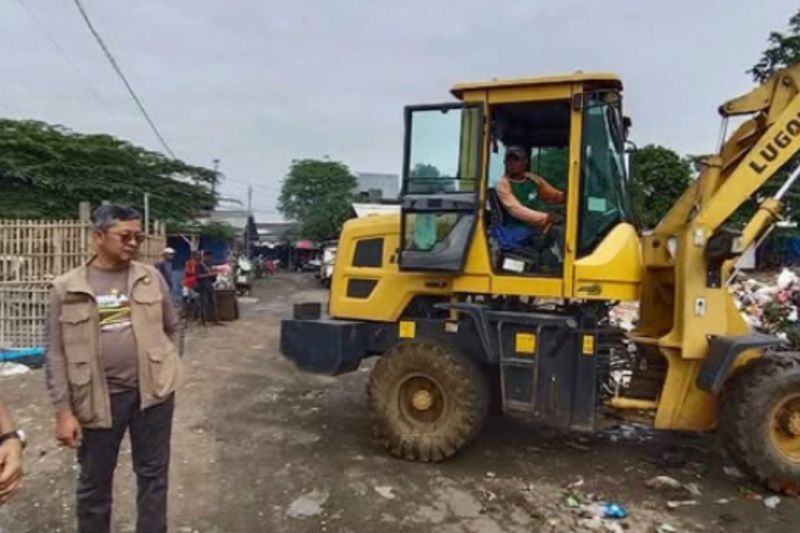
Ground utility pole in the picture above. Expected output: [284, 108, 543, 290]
[212, 158, 220, 196]
[143, 192, 150, 234]
[246, 185, 253, 257]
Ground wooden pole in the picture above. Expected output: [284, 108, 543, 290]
[79, 202, 91, 222]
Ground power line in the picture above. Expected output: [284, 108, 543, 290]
[13, 0, 114, 112]
[72, 0, 176, 158]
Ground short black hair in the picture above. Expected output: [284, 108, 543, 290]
[91, 204, 141, 231]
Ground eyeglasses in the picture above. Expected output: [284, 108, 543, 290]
[107, 231, 146, 244]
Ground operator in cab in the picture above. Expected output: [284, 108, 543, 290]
[493, 145, 565, 251]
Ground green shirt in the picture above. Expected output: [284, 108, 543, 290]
[506, 177, 545, 226]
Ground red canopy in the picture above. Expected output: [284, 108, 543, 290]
[295, 240, 316, 250]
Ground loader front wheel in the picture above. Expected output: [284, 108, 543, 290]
[720, 352, 800, 494]
[368, 339, 489, 462]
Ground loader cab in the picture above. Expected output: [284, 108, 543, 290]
[398, 74, 640, 301]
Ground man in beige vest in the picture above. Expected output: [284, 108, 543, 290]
[44, 205, 182, 533]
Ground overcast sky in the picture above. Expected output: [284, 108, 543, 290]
[1, 0, 796, 219]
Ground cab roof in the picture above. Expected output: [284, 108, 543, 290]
[450, 72, 622, 99]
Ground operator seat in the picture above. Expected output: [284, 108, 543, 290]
[486, 188, 554, 273]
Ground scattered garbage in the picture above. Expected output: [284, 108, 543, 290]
[666, 499, 697, 510]
[374, 486, 395, 500]
[603, 422, 655, 444]
[723, 466, 745, 479]
[715, 498, 732, 505]
[485, 471, 496, 478]
[763, 495, 781, 509]
[739, 486, 763, 501]
[609, 302, 638, 332]
[683, 482, 702, 497]
[730, 269, 800, 347]
[564, 493, 581, 509]
[602, 503, 628, 519]
[286, 489, 329, 519]
[656, 524, 677, 533]
[645, 476, 683, 491]
[568, 478, 585, 489]
[478, 488, 497, 502]
[582, 502, 628, 520]
[0, 362, 31, 377]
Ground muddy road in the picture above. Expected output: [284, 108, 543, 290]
[1, 273, 798, 532]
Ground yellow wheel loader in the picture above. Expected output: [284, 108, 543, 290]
[281, 67, 800, 493]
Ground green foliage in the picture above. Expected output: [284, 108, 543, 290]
[531, 147, 568, 190]
[749, 9, 800, 82]
[630, 145, 693, 229]
[410, 163, 441, 178]
[0, 119, 217, 227]
[743, 10, 800, 233]
[170, 220, 238, 241]
[277, 159, 357, 242]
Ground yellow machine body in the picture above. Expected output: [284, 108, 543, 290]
[325, 67, 800, 432]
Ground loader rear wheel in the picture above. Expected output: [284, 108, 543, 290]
[368, 339, 489, 462]
[719, 353, 800, 494]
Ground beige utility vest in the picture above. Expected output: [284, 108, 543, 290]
[54, 260, 183, 429]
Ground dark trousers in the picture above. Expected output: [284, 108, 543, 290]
[198, 286, 217, 324]
[77, 391, 175, 533]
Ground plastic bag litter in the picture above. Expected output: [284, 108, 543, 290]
[777, 268, 798, 291]
[0, 362, 30, 377]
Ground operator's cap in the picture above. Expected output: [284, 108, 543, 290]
[163, 247, 176, 255]
[505, 145, 528, 160]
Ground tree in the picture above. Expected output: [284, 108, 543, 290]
[749, 9, 800, 82]
[744, 9, 800, 227]
[0, 119, 217, 227]
[630, 145, 693, 229]
[410, 163, 441, 178]
[531, 147, 569, 190]
[278, 159, 357, 242]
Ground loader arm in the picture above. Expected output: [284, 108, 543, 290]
[635, 65, 800, 432]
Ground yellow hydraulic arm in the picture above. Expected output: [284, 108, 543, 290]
[634, 65, 800, 431]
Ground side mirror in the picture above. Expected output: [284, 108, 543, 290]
[624, 141, 638, 181]
[622, 116, 632, 140]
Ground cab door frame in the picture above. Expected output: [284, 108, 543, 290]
[398, 102, 484, 273]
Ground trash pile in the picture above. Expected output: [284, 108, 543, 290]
[731, 268, 800, 348]
[608, 302, 638, 332]
[607, 268, 800, 349]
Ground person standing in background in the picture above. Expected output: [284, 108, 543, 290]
[182, 250, 200, 318]
[196, 250, 220, 326]
[154, 248, 176, 295]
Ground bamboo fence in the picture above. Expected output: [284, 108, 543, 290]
[0, 219, 166, 350]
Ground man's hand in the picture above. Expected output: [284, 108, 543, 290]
[56, 410, 82, 449]
[543, 212, 564, 233]
[0, 438, 23, 506]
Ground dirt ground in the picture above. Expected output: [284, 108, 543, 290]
[1, 273, 799, 532]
